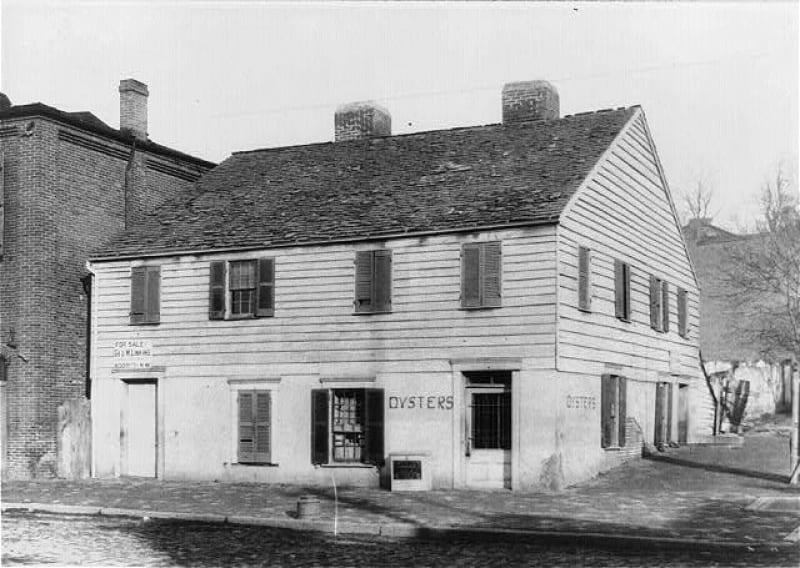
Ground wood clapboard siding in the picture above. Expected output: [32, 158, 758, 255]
[92, 227, 558, 376]
[557, 110, 700, 378]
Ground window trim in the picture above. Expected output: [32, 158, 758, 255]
[129, 265, 161, 325]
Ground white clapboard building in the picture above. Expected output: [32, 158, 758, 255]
[88, 80, 706, 490]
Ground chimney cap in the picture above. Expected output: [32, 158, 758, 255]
[119, 78, 149, 97]
[0, 92, 11, 112]
[335, 100, 390, 116]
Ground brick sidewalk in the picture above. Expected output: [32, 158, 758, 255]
[3, 431, 800, 546]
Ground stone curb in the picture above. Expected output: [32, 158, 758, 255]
[3, 502, 797, 551]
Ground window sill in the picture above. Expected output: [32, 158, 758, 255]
[615, 317, 631, 323]
[352, 311, 392, 316]
[578, 307, 592, 314]
[129, 321, 160, 326]
[459, 306, 502, 311]
[603, 446, 628, 452]
[317, 463, 377, 469]
[232, 462, 279, 467]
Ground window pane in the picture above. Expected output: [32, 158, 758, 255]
[472, 392, 511, 450]
[332, 390, 365, 462]
[231, 289, 254, 315]
[230, 260, 256, 290]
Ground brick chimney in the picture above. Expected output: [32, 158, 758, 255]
[0, 93, 11, 112]
[502, 80, 559, 124]
[119, 79, 149, 140]
[334, 101, 391, 142]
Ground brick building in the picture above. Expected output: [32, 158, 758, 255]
[0, 79, 215, 478]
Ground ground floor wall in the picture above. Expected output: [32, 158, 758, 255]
[91, 361, 701, 490]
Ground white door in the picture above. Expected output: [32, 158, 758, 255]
[465, 385, 511, 489]
[125, 382, 157, 477]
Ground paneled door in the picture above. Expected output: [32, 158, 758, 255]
[464, 372, 511, 489]
[124, 380, 157, 477]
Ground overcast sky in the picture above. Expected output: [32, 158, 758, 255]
[1, 1, 797, 227]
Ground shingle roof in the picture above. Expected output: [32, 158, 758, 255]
[0, 102, 216, 169]
[93, 107, 638, 259]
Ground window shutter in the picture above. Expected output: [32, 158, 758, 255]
[238, 391, 255, 463]
[311, 389, 329, 464]
[209, 261, 226, 320]
[666, 382, 673, 444]
[364, 388, 385, 465]
[601, 374, 613, 448]
[623, 264, 631, 320]
[655, 383, 665, 446]
[462, 244, 481, 308]
[614, 260, 624, 319]
[649, 275, 660, 330]
[254, 391, 271, 462]
[677, 288, 687, 337]
[373, 250, 392, 313]
[145, 267, 160, 323]
[662, 281, 670, 332]
[130, 267, 146, 324]
[578, 246, 591, 311]
[481, 242, 502, 308]
[354, 251, 374, 313]
[618, 377, 627, 447]
[256, 258, 275, 317]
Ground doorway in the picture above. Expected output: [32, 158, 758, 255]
[654, 382, 673, 449]
[464, 371, 511, 489]
[122, 380, 157, 477]
[677, 383, 689, 444]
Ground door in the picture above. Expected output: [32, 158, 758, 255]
[654, 382, 668, 448]
[464, 372, 511, 489]
[124, 381, 157, 477]
[677, 383, 689, 444]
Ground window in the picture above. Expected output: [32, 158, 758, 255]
[237, 390, 272, 464]
[354, 250, 392, 313]
[661, 281, 670, 332]
[677, 288, 688, 338]
[466, 371, 511, 451]
[578, 246, 592, 311]
[311, 388, 384, 465]
[209, 258, 274, 320]
[601, 375, 627, 448]
[130, 266, 160, 324]
[614, 260, 631, 321]
[649, 275, 664, 331]
[462, 242, 502, 309]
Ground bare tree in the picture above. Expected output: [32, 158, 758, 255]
[680, 180, 717, 223]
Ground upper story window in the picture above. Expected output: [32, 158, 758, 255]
[354, 249, 392, 314]
[130, 266, 160, 325]
[461, 242, 502, 309]
[650, 276, 672, 333]
[209, 258, 274, 320]
[614, 260, 631, 322]
[677, 288, 689, 338]
[578, 246, 592, 312]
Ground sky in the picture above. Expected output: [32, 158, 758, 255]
[1, 1, 797, 228]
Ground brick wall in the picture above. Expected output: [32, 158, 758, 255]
[0, 115, 210, 478]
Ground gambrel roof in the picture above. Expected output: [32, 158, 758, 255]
[93, 107, 638, 260]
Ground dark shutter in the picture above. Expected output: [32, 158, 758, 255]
[655, 383, 665, 446]
[238, 391, 255, 462]
[354, 251, 374, 312]
[145, 267, 160, 323]
[601, 374, 613, 448]
[130, 267, 146, 324]
[364, 389, 385, 465]
[209, 261, 226, 320]
[666, 382, 673, 444]
[462, 244, 481, 308]
[256, 258, 275, 317]
[373, 250, 392, 312]
[614, 260, 624, 319]
[481, 242, 502, 308]
[623, 264, 631, 320]
[578, 246, 591, 311]
[677, 288, 687, 337]
[618, 377, 627, 447]
[311, 389, 329, 464]
[649, 275, 660, 330]
[254, 391, 271, 462]
[662, 281, 670, 332]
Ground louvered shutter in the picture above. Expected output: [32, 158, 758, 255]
[662, 281, 670, 332]
[614, 260, 624, 319]
[209, 261, 226, 320]
[666, 382, 673, 444]
[238, 391, 255, 462]
[373, 250, 392, 313]
[623, 264, 631, 320]
[462, 244, 481, 308]
[256, 258, 275, 317]
[354, 251, 374, 312]
[655, 383, 665, 446]
[130, 267, 146, 324]
[254, 391, 271, 462]
[578, 246, 591, 311]
[311, 389, 329, 464]
[145, 267, 160, 323]
[618, 377, 627, 447]
[677, 288, 687, 337]
[649, 275, 660, 330]
[364, 389, 385, 465]
[601, 374, 613, 448]
[482, 242, 502, 308]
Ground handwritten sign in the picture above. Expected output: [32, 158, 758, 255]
[112, 340, 152, 369]
[389, 395, 454, 410]
[566, 395, 596, 410]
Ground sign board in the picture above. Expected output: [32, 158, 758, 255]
[112, 340, 153, 370]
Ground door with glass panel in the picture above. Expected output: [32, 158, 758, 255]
[464, 371, 511, 489]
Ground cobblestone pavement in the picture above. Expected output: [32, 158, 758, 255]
[3, 421, 800, 550]
[3, 512, 798, 567]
